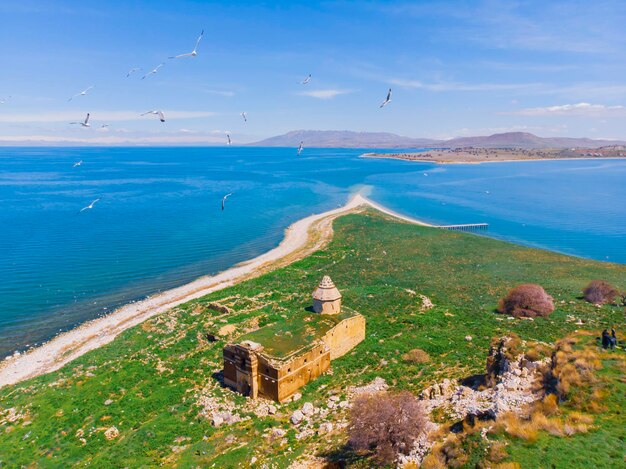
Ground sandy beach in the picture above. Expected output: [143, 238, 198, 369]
[0, 194, 431, 388]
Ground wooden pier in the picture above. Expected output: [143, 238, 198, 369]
[437, 223, 489, 232]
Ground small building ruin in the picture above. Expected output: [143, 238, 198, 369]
[223, 276, 365, 402]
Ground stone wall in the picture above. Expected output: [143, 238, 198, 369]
[322, 314, 366, 360]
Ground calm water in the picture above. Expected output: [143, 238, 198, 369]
[1, 147, 625, 356]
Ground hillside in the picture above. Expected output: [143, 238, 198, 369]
[251, 130, 626, 149]
[0, 211, 624, 467]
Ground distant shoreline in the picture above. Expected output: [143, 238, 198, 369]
[0, 194, 432, 388]
[361, 150, 626, 165]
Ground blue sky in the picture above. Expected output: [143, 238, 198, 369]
[1, 0, 626, 144]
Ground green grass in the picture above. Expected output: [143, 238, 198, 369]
[0, 211, 624, 468]
[239, 308, 358, 359]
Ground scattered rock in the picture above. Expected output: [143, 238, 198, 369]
[290, 410, 304, 425]
[104, 426, 119, 440]
[267, 405, 277, 415]
[271, 428, 286, 438]
[419, 294, 434, 310]
[465, 335, 473, 341]
[207, 302, 232, 315]
[295, 429, 314, 440]
[291, 392, 302, 402]
[104, 399, 113, 406]
[318, 422, 333, 434]
[351, 377, 389, 396]
[218, 324, 236, 336]
[301, 402, 315, 416]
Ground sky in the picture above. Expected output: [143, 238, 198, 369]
[1, 0, 626, 144]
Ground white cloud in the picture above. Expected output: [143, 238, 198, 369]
[0, 110, 216, 123]
[296, 89, 352, 99]
[507, 102, 626, 116]
[389, 78, 543, 92]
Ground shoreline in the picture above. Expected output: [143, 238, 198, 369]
[361, 153, 626, 165]
[0, 194, 431, 388]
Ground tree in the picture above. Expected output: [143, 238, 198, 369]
[497, 284, 554, 318]
[349, 391, 427, 465]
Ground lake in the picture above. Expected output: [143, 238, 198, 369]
[1, 146, 624, 356]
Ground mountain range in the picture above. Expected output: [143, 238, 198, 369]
[251, 130, 626, 149]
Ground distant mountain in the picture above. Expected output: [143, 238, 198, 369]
[251, 130, 626, 149]
[249, 130, 440, 148]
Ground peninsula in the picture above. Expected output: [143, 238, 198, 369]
[362, 145, 626, 164]
[0, 197, 624, 468]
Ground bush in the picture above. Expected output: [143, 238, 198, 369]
[349, 391, 427, 465]
[583, 280, 619, 305]
[402, 348, 431, 364]
[497, 284, 554, 318]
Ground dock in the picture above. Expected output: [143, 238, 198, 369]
[437, 223, 489, 232]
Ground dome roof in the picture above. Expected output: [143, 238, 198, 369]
[312, 275, 342, 301]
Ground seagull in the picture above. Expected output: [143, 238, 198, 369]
[100, 124, 109, 128]
[126, 67, 141, 78]
[73, 160, 83, 168]
[141, 63, 164, 80]
[221, 193, 232, 211]
[380, 88, 392, 108]
[297, 141, 304, 156]
[300, 74, 312, 85]
[227, 134, 232, 146]
[0, 96, 10, 104]
[70, 113, 91, 127]
[140, 110, 165, 122]
[241, 112, 247, 122]
[79, 198, 100, 213]
[169, 30, 204, 59]
[68, 86, 94, 102]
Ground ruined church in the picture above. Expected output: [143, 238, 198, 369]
[222, 276, 365, 402]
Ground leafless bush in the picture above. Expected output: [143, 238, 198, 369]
[349, 391, 427, 465]
[582, 280, 619, 305]
[497, 284, 554, 318]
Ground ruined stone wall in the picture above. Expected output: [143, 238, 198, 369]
[322, 314, 366, 360]
[274, 343, 331, 402]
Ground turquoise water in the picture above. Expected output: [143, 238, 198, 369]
[1, 147, 625, 356]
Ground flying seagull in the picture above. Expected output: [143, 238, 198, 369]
[100, 124, 109, 128]
[379, 88, 392, 108]
[241, 112, 247, 122]
[141, 63, 164, 80]
[297, 141, 304, 156]
[227, 134, 232, 146]
[221, 193, 232, 211]
[126, 67, 142, 78]
[70, 113, 91, 127]
[79, 198, 100, 213]
[0, 96, 10, 104]
[68, 86, 94, 102]
[300, 74, 312, 85]
[73, 160, 83, 168]
[140, 110, 165, 122]
[169, 30, 204, 59]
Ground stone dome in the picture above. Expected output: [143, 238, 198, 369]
[312, 275, 342, 301]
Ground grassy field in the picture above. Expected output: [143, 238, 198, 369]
[0, 210, 624, 468]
